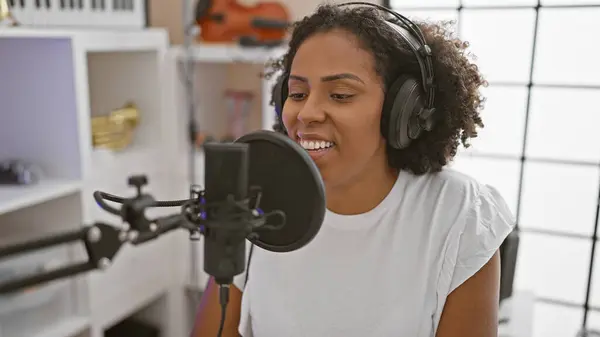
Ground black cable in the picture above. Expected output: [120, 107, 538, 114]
[244, 243, 254, 289]
[93, 191, 192, 215]
[217, 303, 227, 337]
[217, 284, 230, 337]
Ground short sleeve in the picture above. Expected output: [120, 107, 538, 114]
[448, 184, 516, 293]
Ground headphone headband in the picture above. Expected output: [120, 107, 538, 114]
[336, 2, 436, 111]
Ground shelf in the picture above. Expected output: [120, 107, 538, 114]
[87, 231, 176, 329]
[1, 22, 184, 337]
[0, 27, 168, 53]
[86, 48, 164, 160]
[0, 279, 88, 337]
[0, 276, 66, 316]
[82, 40, 174, 221]
[30, 315, 90, 337]
[0, 179, 81, 215]
[171, 43, 287, 64]
[0, 27, 80, 39]
[0, 36, 82, 182]
[162, 53, 272, 156]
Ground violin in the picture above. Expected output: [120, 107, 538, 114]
[195, 0, 290, 46]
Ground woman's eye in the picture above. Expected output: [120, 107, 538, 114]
[288, 93, 306, 101]
[331, 93, 354, 101]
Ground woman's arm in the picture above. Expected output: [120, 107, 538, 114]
[436, 251, 501, 337]
[191, 277, 244, 337]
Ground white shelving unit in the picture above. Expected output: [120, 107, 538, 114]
[0, 180, 82, 215]
[0, 27, 189, 337]
[170, 44, 287, 65]
[162, 43, 287, 296]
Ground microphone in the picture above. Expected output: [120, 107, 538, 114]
[200, 130, 325, 337]
[203, 130, 326, 286]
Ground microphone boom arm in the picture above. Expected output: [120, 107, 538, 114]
[0, 214, 192, 294]
[0, 171, 285, 295]
[0, 223, 122, 294]
[0, 175, 196, 294]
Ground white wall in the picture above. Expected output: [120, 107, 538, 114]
[388, 0, 600, 336]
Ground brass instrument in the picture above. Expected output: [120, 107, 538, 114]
[0, 0, 18, 27]
[91, 102, 140, 151]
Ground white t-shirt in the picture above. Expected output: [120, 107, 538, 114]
[232, 168, 515, 337]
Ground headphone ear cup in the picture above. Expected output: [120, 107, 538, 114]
[273, 74, 288, 118]
[382, 76, 425, 149]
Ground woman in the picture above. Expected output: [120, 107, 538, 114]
[194, 3, 514, 337]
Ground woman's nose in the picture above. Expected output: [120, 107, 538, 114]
[296, 96, 326, 125]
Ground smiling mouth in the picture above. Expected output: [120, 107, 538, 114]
[298, 139, 336, 151]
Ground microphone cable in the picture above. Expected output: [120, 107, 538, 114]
[215, 242, 255, 337]
[217, 284, 230, 337]
[93, 190, 189, 215]
[244, 243, 255, 289]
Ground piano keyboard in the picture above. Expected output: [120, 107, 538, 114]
[6, 0, 146, 28]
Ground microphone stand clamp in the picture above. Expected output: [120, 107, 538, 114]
[119, 174, 157, 242]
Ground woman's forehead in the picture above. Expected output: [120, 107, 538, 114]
[290, 30, 377, 80]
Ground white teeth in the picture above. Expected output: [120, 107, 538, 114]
[300, 140, 334, 150]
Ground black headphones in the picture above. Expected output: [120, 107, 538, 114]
[272, 2, 437, 150]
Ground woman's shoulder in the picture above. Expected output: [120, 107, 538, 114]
[429, 168, 515, 230]
[401, 167, 490, 214]
[402, 166, 515, 236]
[400, 166, 515, 273]
[406, 168, 516, 291]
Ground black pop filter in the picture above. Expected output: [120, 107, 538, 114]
[235, 130, 326, 252]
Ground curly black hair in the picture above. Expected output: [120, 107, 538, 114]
[264, 4, 487, 175]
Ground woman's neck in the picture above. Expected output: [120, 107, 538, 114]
[326, 163, 399, 215]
